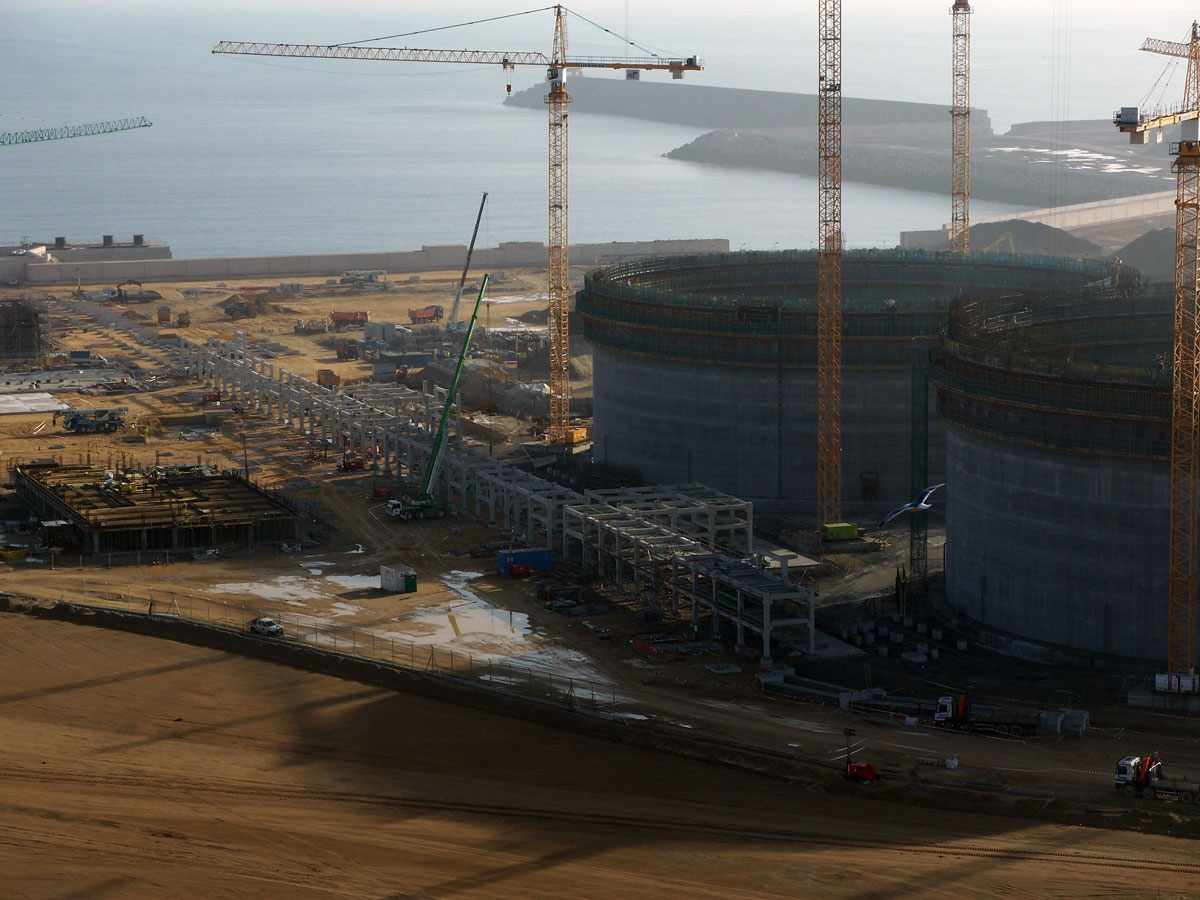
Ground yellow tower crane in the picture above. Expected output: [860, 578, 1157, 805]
[950, 0, 972, 253]
[213, 7, 701, 445]
[1115, 23, 1200, 674]
[817, 0, 844, 529]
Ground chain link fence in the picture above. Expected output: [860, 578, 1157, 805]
[8, 576, 617, 711]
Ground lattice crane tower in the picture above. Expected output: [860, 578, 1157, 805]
[1115, 23, 1200, 673]
[817, 0, 843, 526]
[213, 7, 702, 445]
[950, 0, 972, 253]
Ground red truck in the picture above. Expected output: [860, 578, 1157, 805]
[330, 310, 369, 328]
[408, 305, 444, 324]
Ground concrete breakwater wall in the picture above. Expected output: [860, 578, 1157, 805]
[667, 130, 1169, 208]
[17, 238, 729, 285]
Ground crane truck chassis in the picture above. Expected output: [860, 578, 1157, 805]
[1115, 753, 1200, 803]
[53, 407, 128, 434]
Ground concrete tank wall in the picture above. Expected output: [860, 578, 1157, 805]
[592, 346, 943, 510]
[944, 426, 1169, 660]
[583, 250, 1122, 512]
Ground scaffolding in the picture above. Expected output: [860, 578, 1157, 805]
[579, 251, 1128, 369]
[12, 463, 299, 555]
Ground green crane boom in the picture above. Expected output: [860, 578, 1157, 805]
[387, 274, 490, 521]
[422, 273, 491, 499]
[0, 116, 152, 147]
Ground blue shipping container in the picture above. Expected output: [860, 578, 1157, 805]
[497, 547, 552, 574]
[69, 350, 91, 360]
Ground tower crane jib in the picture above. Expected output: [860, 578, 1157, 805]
[213, 7, 702, 445]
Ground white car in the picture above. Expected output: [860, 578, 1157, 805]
[248, 616, 283, 637]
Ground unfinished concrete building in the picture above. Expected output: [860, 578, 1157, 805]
[13, 463, 300, 555]
[927, 282, 1174, 660]
[579, 249, 1131, 513]
[0, 300, 43, 361]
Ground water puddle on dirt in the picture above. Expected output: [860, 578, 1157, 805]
[208, 576, 327, 604]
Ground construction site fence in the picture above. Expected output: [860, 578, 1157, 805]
[7, 577, 617, 712]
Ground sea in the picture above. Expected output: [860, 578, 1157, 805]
[1, 1, 1196, 260]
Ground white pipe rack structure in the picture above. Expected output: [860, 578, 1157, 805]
[172, 335, 811, 662]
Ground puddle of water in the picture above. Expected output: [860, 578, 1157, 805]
[208, 576, 327, 603]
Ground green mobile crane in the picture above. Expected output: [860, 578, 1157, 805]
[388, 273, 490, 521]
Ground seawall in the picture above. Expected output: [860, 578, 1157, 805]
[14, 238, 730, 286]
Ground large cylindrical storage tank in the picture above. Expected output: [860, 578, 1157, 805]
[580, 249, 1128, 512]
[929, 284, 1179, 660]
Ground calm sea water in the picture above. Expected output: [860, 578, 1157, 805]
[1, 2, 1194, 259]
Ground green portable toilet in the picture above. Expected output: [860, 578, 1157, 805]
[380, 564, 417, 593]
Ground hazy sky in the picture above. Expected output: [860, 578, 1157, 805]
[7, 0, 1200, 129]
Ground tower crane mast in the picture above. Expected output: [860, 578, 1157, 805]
[817, 0, 843, 527]
[213, 7, 702, 445]
[950, 0, 972, 253]
[1115, 23, 1200, 673]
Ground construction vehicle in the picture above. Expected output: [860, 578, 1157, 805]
[335, 339, 360, 360]
[223, 298, 257, 319]
[338, 455, 365, 472]
[294, 318, 328, 335]
[388, 274, 490, 521]
[157, 305, 171, 325]
[408, 305, 444, 325]
[329, 310, 369, 328]
[200, 391, 221, 405]
[845, 761, 879, 784]
[934, 693, 1042, 737]
[175, 310, 190, 328]
[447, 192, 488, 332]
[1115, 753, 1200, 802]
[214, 9, 701, 445]
[53, 406, 127, 434]
[316, 369, 341, 389]
[340, 270, 385, 285]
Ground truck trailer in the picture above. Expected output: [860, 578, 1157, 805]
[934, 693, 1043, 737]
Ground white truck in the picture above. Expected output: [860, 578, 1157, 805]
[1115, 752, 1200, 803]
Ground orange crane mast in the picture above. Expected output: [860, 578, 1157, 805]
[213, 6, 702, 445]
[1115, 23, 1200, 673]
[950, 0, 972, 253]
[817, 0, 843, 527]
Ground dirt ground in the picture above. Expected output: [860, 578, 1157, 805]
[2, 615, 1200, 900]
[3, 271, 1200, 895]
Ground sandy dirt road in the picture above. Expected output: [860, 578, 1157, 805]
[1, 616, 1199, 900]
